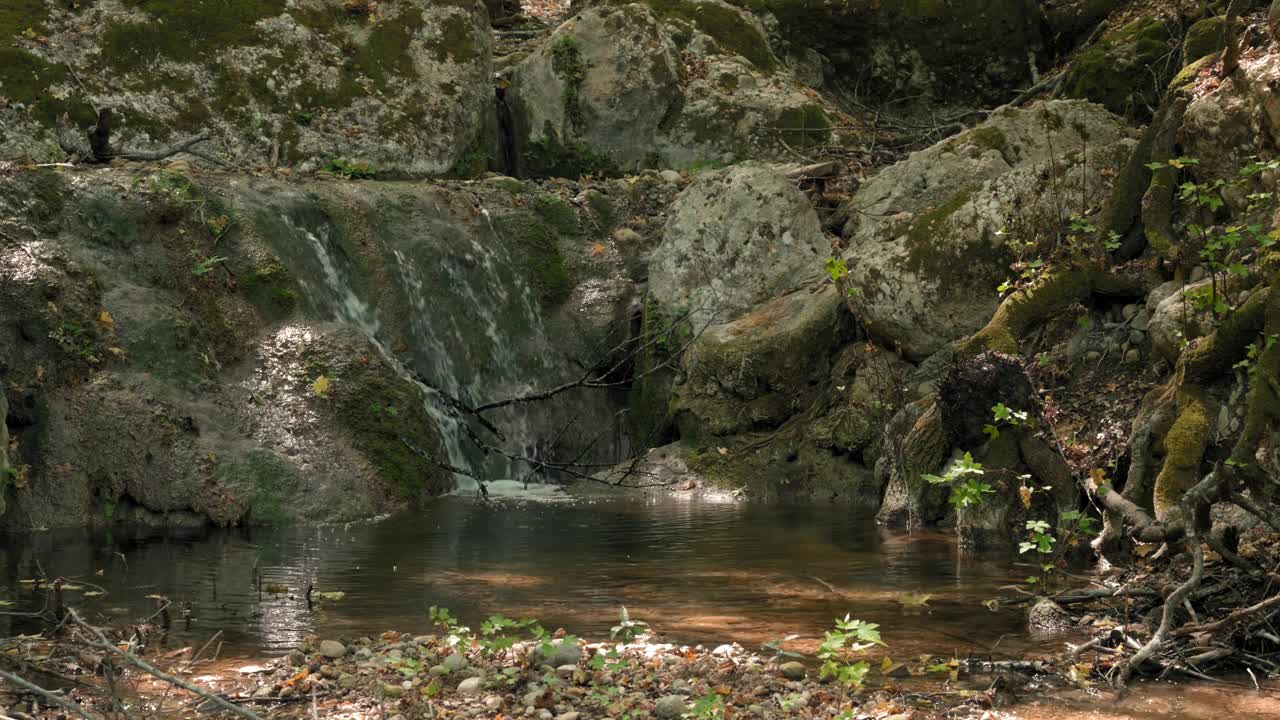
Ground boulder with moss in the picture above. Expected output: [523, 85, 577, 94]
[0, 0, 493, 173]
[506, 1, 838, 175]
[1063, 17, 1179, 121]
[837, 100, 1136, 360]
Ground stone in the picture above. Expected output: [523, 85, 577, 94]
[555, 664, 578, 681]
[555, 713, 581, 720]
[1128, 329, 1145, 345]
[650, 163, 828, 327]
[537, 711, 553, 720]
[442, 653, 469, 672]
[318, 640, 347, 659]
[659, 170, 683, 184]
[338, 674, 358, 690]
[838, 100, 1135, 359]
[253, 685, 275, 699]
[457, 677, 484, 694]
[288, 649, 306, 667]
[379, 683, 404, 699]
[319, 665, 338, 679]
[0, 1, 493, 172]
[533, 640, 582, 668]
[779, 661, 807, 680]
[655, 695, 688, 719]
[1121, 303, 1139, 320]
[1028, 598, 1072, 634]
[1132, 308, 1151, 331]
[1124, 349, 1142, 364]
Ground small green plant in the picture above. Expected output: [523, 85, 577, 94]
[762, 634, 804, 663]
[691, 691, 726, 719]
[610, 606, 649, 642]
[983, 403, 1029, 440]
[923, 453, 993, 509]
[428, 605, 472, 647]
[816, 615, 885, 692]
[327, 158, 377, 179]
[191, 254, 227, 276]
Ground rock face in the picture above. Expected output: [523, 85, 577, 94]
[649, 163, 828, 327]
[0, 166, 651, 528]
[0, 0, 493, 173]
[1063, 17, 1178, 120]
[838, 100, 1135, 360]
[506, 2, 836, 175]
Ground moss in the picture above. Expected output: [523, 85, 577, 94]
[76, 194, 141, 249]
[551, 34, 586, 131]
[436, 12, 482, 63]
[640, 0, 777, 71]
[901, 186, 1013, 291]
[240, 262, 300, 321]
[532, 194, 579, 235]
[1065, 17, 1175, 120]
[959, 269, 1097, 356]
[964, 125, 1008, 155]
[1171, 52, 1218, 93]
[0, 47, 95, 128]
[219, 450, 300, 525]
[1182, 16, 1226, 64]
[331, 358, 449, 499]
[493, 208, 575, 305]
[354, 11, 424, 90]
[1152, 389, 1212, 519]
[1184, 286, 1271, 382]
[129, 313, 213, 387]
[103, 0, 287, 69]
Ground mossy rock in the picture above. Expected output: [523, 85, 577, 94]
[1064, 17, 1177, 120]
[634, 0, 777, 71]
[1183, 16, 1226, 64]
[218, 450, 301, 525]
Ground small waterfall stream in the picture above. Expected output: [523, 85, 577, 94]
[263, 194, 574, 488]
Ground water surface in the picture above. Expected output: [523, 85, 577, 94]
[2, 494, 1042, 659]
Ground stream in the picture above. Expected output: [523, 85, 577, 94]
[5, 491, 1280, 718]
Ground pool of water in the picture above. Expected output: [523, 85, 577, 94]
[3, 493, 1045, 659]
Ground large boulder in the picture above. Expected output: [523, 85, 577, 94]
[650, 163, 829, 327]
[506, 2, 836, 175]
[0, 0, 493, 173]
[838, 100, 1136, 360]
[1063, 17, 1179, 121]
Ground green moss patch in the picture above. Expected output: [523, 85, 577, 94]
[1065, 18, 1176, 120]
[103, 0, 287, 68]
[641, 0, 777, 71]
[219, 450, 300, 525]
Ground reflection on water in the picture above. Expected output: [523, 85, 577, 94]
[1, 496, 1038, 658]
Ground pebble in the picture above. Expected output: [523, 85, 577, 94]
[319, 664, 338, 679]
[612, 228, 642, 245]
[253, 685, 275, 699]
[1132, 308, 1151, 331]
[537, 710, 554, 720]
[457, 676, 484, 694]
[338, 673, 358, 689]
[442, 653, 469, 672]
[288, 649, 306, 667]
[1128, 329, 1145, 345]
[780, 661, 807, 680]
[318, 640, 347, 659]
[379, 683, 404, 698]
[659, 169, 683, 184]
[484, 696, 504, 711]
[1124, 348, 1142, 364]
[1121, 304, 1138, 320]
[555, 713, 581, 720]
[656, 695, 688, 719]
[1085, 350, 1101, 363]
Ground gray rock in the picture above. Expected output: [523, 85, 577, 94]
[656, 695, 688, 719]
[1190, 265, 1208, 283]
[1028, 598, 1072, 634]
[1121, 304, 1139, 320]
[650, 163, 828, 327]
[1128, 329, 1145, 345]
[534, 640, 582, 668]
[659, 170, 683, 184]
[779, 661, 807, 680]
[485, 696, 504, 711]
[456, 676, 484, 694]
[555, 713, 581, 720]
[379, 683, 404, 699]
[318, 640, 347, 659]
[442, 653, 469, 672]
[837, 100, 1135, 359]
[1124, 348, 1142, 364]
[338, 673, 358, 690]
[253, 685, 275, 699]
[288, 649, 306, 667]
[1132, 307, 1151, 331]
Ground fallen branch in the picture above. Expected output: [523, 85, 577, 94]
[66, 609, 264, 720]
[0, 668, 99, 720]
[101, 131, 213, 162]
[1172, 591, 1280, 639]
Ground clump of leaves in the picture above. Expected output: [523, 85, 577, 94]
[923, 452, 992, 509]
[762, 634, 804, 662]
[817, 615, 885, 691]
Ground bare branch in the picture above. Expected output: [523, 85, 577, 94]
[0, 669, 99, 720]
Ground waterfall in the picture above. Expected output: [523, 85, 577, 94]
[268, 199, 564, 488]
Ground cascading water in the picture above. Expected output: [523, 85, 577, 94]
[262, 195, 574, 489]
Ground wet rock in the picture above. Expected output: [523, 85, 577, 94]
[656, 695, 688, 719]
[319, 640, 347, 659]
[457, 676, 484, 694]
[779, 661, 806, 680]
[288, 649, 306, 667]
[1028, 598, 1072, 634]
